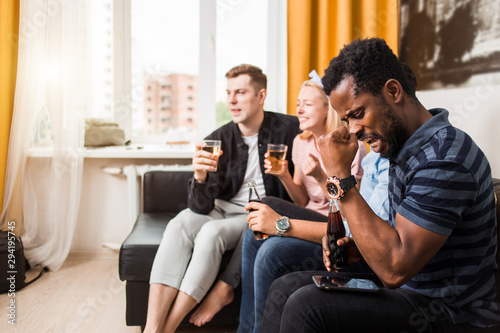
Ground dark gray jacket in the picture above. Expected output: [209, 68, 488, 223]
[188, 111, 300, 214]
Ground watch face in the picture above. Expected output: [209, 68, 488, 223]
[326, 177, 343, 200]
[326, 176, 356, 200]
[277, 218, 290, 230]
[326, 182, 339, 196]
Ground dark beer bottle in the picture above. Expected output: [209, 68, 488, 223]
[327, 199, 348, 270]
[248, 180, 268, 240]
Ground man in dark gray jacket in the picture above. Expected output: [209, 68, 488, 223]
[144, 64, 300, 333]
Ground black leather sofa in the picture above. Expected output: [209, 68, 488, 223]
[119, 170, 500, 331]
[118, 170, 240, 330]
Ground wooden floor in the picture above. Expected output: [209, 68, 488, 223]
[0, 253, 237, 333]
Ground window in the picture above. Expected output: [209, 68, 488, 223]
[96, 0, 286, 145]
[215, 0, 268, 127]
[87, 0, 114, 121]
[128, 0, 199, 141]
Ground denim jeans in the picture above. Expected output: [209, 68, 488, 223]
[238, 197, 328, 333]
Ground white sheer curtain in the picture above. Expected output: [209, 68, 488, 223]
[2, 0, 87, 271]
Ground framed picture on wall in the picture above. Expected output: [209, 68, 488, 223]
[399, 0, 500, 90]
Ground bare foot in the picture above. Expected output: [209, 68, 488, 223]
[189, 280, 235, 327]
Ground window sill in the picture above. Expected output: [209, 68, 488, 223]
[27, 144, 195, 159]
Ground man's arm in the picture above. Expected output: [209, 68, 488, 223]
[246, 202, 326, 244]
[318, 127, 448, 288]
[338, 188, 448, 288]
[187, 141, 222, 214]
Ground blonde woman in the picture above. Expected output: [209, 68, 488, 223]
[239, 73, 366, 333]
[263, 78, 364, 215]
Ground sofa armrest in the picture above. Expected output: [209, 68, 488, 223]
[119, 213, 176, 281]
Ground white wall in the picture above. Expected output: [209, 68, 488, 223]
[71, 157, 190, 253]
[417, 74, 500, 179]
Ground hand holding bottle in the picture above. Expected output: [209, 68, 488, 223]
[248, 180, 268, 240]
[326, 199, 348, 271]
[322, 234, 364, 272]
[246, 201, 282, 240]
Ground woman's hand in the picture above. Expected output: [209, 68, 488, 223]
[302, 153, 326, 183]
[264, 152, 290, 179]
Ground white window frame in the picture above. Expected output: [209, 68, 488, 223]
[113, 0, 287, 142]
[113, 0, 132, 139]
[266, 0, 288, 116]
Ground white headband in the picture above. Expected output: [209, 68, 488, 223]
[308, 70, 323, 88]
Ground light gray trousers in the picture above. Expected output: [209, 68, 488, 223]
[150, 199, 247, 302]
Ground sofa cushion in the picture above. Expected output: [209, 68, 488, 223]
[119, 211, 238, 283]
[119, 213, 175, 281]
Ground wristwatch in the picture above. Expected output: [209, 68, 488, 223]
[276, 216, 290, 236]
[325, 175, 357, 200]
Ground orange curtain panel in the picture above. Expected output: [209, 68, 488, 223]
[287, 0, 399, 115]
[0, 0, 19, 217]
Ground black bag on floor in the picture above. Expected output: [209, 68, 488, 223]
[0, 230, 47, 293]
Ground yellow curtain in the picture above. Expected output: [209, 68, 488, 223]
[287, 0, 399, 115]
[0, 0, 19, 217]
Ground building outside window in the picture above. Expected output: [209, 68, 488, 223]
[88, 0, 282, 146]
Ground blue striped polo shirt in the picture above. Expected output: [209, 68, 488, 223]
[388, 108, 500, 327]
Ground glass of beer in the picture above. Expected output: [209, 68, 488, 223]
[202, 140, 221, 171]
[267, 144, 288, 175]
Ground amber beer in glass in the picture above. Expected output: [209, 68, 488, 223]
[202, 140, 221, 171]
[267, 144, 288, 175]
[248, 180, 268, 240]
[327, 199, 348, 270]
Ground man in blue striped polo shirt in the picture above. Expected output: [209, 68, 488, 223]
[258, 38, 499, 332]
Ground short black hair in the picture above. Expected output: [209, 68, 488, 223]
[400, 61, 417, 93]
[322, 38, 416, 100]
